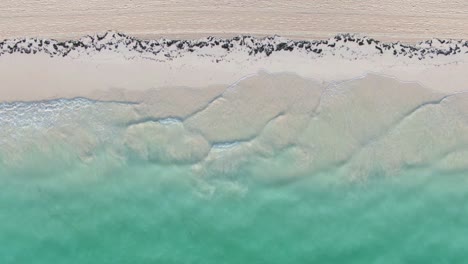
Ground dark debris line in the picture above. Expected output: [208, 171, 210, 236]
[0, 31, 467, 60]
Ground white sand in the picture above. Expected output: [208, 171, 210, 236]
[0, 43, 467, 103]
[0, 0, 467, 102]
[1, 0, 467, 42]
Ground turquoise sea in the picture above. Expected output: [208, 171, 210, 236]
[1, 74, 468, 263]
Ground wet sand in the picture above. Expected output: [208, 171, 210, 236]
[2, 72, 468, 176]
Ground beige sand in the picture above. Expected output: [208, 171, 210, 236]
[0, 49, 467, 103]
[1, 0, 467, 42]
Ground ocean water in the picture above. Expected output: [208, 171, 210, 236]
[1, 74, 468, 263]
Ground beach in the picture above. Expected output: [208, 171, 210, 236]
[1, 2, 468, 263]
[1, 32, 467, 102]
[1, 32, 467, 174]
[1, 0, 468, 41]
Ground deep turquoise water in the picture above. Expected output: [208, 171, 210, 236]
[2, 150, 468, 263]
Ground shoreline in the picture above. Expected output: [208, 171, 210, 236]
[2, 71, 468, 174]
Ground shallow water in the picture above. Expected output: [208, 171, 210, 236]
[1, 73, 468, 263]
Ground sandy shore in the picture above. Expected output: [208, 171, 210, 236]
[0, 53, 466, 102]
[1, 32, 467, 174]
[0, 32, 467, 102]
[1, 0, 467, 103]
[1, 0, 467, 42]
[2, 70, 468, 176]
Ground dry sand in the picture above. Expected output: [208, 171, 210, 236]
[1, 0, 467, 42]
[0, 1, 467, 104]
